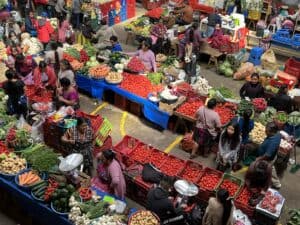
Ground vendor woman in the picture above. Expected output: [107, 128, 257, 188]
[127, 40, 156, 72]
[56, 77, 79, 109]
[239, 73, 264, 99]
[61, 117, 94, 175]
[92, 149, 126, 200]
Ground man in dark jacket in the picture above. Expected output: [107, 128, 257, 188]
[269, 84, 292, 113]
[146, 176, 180, 221]
[204, 8, 221, 38]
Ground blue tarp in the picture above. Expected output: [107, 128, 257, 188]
[76, 74, 170, 129]
[0, 175, 126, 225]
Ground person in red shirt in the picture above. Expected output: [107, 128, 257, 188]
[35, 12, 54, 49]
[33, 61, 57, 89]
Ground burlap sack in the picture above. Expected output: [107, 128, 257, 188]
[261, 49, 278, 71]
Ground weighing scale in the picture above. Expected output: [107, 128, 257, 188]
[58, 153, 84, 186]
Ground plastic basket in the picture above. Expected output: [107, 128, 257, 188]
[159, 155, 186, 177]
[178, 161, 204, 184]
[216, 173, 243, 198]
[128, 143, 152, 164]
[234, 185, 255, 218]
[196, 168, 222, 201]
[113, 135, 140, 156]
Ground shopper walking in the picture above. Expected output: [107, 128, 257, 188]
[190, 98, 221, 158]
[71, 0, 82, 29]
[35, 12, 54, 49]
[55, 0, 68, 23]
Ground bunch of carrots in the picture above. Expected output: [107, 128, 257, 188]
[89, 64, 110, 79]
[18, 171, 41, 186]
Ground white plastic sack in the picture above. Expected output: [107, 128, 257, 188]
[233, 209, 252, 225]
[31, 117, 45, 142]
[16, 115, 31, 131]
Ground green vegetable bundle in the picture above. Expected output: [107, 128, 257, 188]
[275, 112, 287, 123]
[66, 48, 80, 60]
[238, 99, 254, 115]
[79, 200, 107, 219]
[21, 144, 59, 172]
[14, 129, 31, 149]
[288, 209, 300, 225]
[216, 86, 236, 99]
[84, 45, 97, 57]
[147, 72, 163, 85]
[257, 107, 277, 125]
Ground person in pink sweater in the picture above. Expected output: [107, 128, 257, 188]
[92, 150, 126, 199]
[127, 40, 157, 72]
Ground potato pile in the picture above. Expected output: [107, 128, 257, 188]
[0, 154, 26, 174]
[105, 72, 123, 83]
[129, 211, 159, 225]
[250, 122, 266, 144]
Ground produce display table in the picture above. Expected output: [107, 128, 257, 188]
[0, 175, 71, 225]
[0, 175, 126, 225]
[76, 74, 170, 129]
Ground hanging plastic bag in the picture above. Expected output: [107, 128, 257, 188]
[16, 115, 31, 131]
[31, 116, 45, 142]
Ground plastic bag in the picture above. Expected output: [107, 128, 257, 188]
[179, 132, 194, 152]
[16, 115, 31, 131]
[233, 62, 255, 80]
[232, 209, 252, 225]
[31, 117, 45, 142]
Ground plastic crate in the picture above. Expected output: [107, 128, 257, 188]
[216, 173, 243, 198]
[284, 58, 300, 79]
[196, 168, 223, 202]
[147, 148, 168, 169]
[128, 143, 153, 164]
[271, 29, 291, 45]
[93, 136, 112, 157]
[178, 161, 204, 184]
[248, 47, 264, 66]
[159, 155, 186, 177]
[113, 135, 140, 155]
[132, 175, 153, 206]
[234, 185, 255, 218]
[120, 11, 127, 22]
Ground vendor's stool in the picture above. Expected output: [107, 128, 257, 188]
[208, 56, 219, 67]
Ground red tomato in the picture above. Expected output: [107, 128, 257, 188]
[220, 180, 239, 197]
[180, 163, 203, 183]
[159, 157, 185, 177]
[198, 172, 221, 191]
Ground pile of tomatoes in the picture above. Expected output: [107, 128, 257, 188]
[214, 103, 236, 125]
[176, 100, 204, 118]
[198, 172, 221, 191]
[148, 150, 168, 168]
[180, 163, 203, 183]
[129, 144, 151, 164]
[79, 187, 92, 201]
[160, 157, 185, 177]
[127, 57, 146, 72]
[220, 180, 240, 197]
[120, 73, 162, 98]
[79, 49, 89, 63]
[236, 186, 252, 205]
[25, 86, 53, 103]
[0, 142, 10, 155]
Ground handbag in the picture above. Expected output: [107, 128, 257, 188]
[141, 163, 162, 184]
